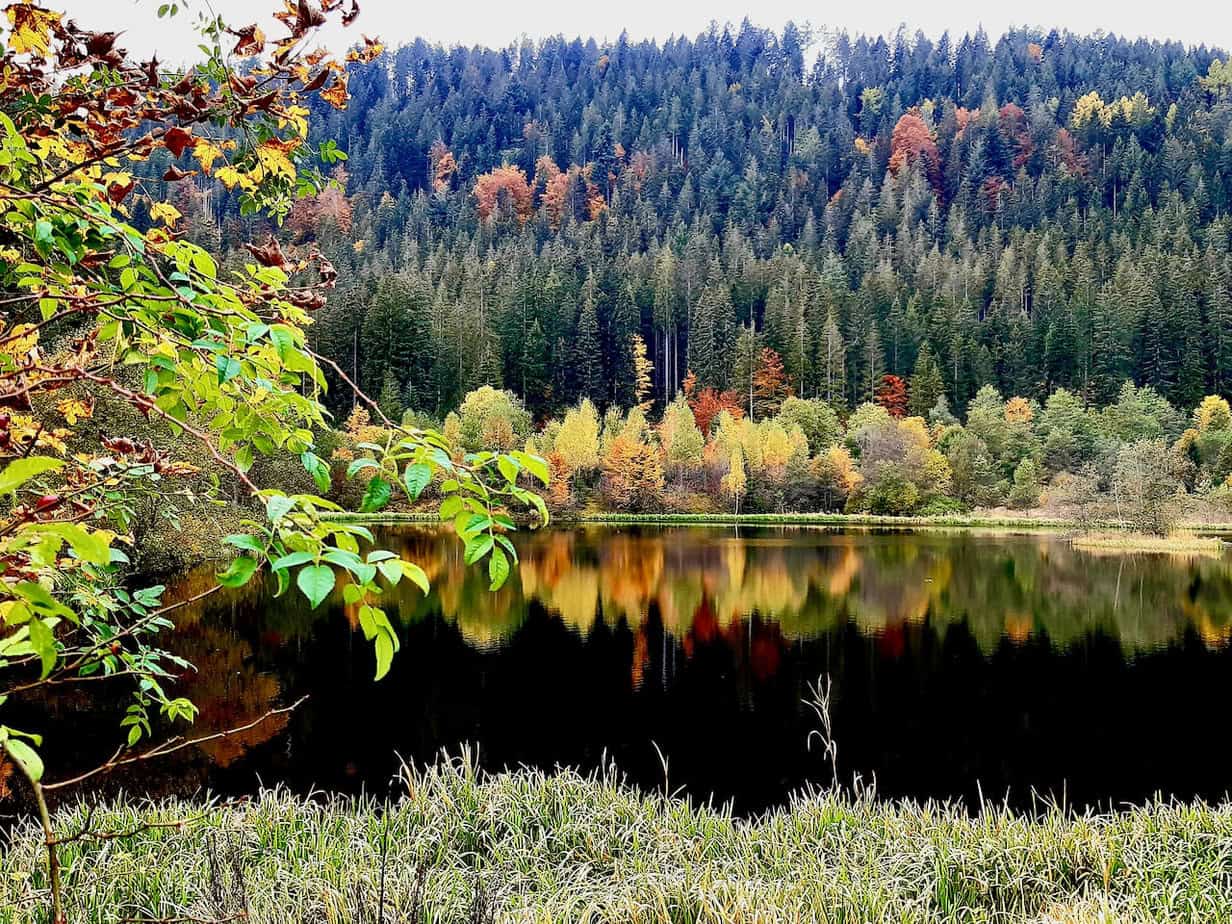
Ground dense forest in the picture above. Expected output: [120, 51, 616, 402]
[154, 24, 1232, 420]
[139, 23, 1232, 519]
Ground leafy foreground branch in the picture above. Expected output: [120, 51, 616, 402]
[2, 758, 1231, 923]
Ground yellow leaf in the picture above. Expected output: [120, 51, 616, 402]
[1, 322, 38, 357]
[55, 398, 92, 425]
[255, 141, 296, 182]
[215, 165, 254, 191]
[149, 202, 181, 228]
[321, 74, 349, 110]
[5, 2, 60, 57]
[193, 139, 223, 175]
[278, 105, 310, 138]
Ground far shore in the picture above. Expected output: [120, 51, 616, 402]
[317, 509, 1232, 537]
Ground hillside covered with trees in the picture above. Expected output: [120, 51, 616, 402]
[157, 25, 1232, 415]
[145, 23, 1232, 522]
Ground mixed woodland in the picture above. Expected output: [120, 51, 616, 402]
[146, 23, 1232, 526]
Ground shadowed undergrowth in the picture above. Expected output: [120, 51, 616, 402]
[4, 757, 1232, 923]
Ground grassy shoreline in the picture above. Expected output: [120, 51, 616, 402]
[4, 760, 1231, 922]
[320, 508, 1232, 536]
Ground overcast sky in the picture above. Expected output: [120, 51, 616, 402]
[58, 0, 1232, 64]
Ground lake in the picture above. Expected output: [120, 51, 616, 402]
[29, 526, 1232, 813]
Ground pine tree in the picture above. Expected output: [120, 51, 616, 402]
[1208, 257, 1232, 395]
[817, 309, 847, 409]
[688, 285, 719, 386]
[521, 319, 550, 415]
[862, 321, 886, 402]
[573, 280, 604, 404]
[752, 347, 791, 419]
[732, 324, 763, 418]
[908, 343, 945, 416]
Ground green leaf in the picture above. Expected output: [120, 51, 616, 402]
[376, 559, 402, 585]
[296, 564, 335, 608]
[27, 616, 55, 678]
[464, 535, 494, 565]
[35, 523, 111, 566]
[400, 560, 429, 594]
[346, 457, 379, 478]
[358, 605, 399, 681]
[265, 494, 296, 523]
[223, 534, 264, 554]
[488, 547, 510, 591]
[322, 548, 376, 584]
[3, 737, 43, 782]
[0, 457, 63, 495]
[301, 452, 331, 492]
[360, 476, 392, 513]
[517, 452, 550, 486]
[497, 455, 520, 484]
[215, 354, 241, 384]
[403, 462, 431, 500]
[13, 581, 74, 620]
[271, 551, 314, 571]
[217, 555, 259, 587]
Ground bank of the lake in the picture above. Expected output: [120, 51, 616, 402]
[4, 761, 1231, 923]
[319, 507, 1232, 536]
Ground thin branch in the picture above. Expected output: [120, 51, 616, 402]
[43, 696, 307, 791]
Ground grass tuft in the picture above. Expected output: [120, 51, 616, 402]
[1070, 531, 1226, 556]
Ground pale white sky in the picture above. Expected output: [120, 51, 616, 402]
[55, 0, 1232, 64]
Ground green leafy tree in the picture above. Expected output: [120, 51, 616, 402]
[0, 8, 545, 917]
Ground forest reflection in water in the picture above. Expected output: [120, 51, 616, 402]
[28, 527, 1232, 812]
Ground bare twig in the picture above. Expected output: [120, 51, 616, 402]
[44, 696, 307, 792]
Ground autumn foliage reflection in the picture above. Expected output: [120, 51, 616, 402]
[263, 527, 1232, 660]
[121, 527, 1232, 782]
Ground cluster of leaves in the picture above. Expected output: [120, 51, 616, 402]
[0, 0, 541, 795]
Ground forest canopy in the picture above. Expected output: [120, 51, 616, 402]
[148, 23, 1232, 427]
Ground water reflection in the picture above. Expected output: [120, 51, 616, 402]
[360, 527, 1232, 654]
[21, 527, 1232, 811]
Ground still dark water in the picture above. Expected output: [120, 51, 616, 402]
[28, 527, 1232, 812]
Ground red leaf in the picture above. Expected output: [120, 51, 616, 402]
[163, 126, 194, 158]
[107, 178, 135, 204]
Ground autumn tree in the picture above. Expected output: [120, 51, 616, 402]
[430, 139, 458, 193]
[631, 333, 654, 411]
[813, 446, 863, 511]
[751, 347, 791, 419]
[473, 165, 534, 223]
[875, 374, 909, 418]
[555, 399, 602, 476]
[660, 395, 705, 486]
[721, 448, 747, 513]
[889, 110, 941, 189]
[601, 434, 664, 511]
[0, 5, 544, 916]
[456, 386, 532, 452]
[684, 370, 743, 436]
